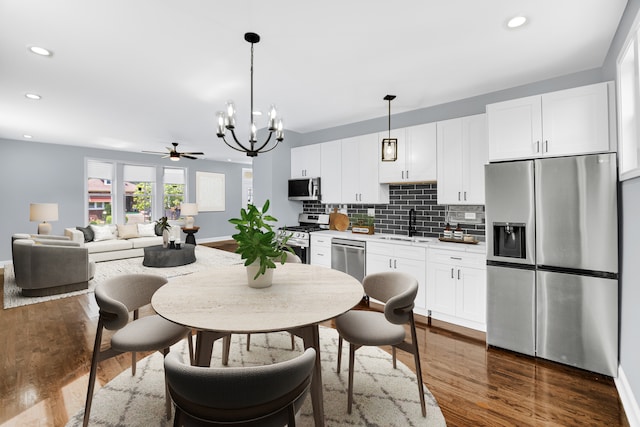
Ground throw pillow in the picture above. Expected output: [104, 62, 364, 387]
[137, 222, 156, 237]
[90, 224, 116, 242]
[76, 226, 94, 243]
[117, 224, 139, 239]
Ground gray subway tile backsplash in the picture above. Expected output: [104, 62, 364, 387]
[302, 183, 486, 241]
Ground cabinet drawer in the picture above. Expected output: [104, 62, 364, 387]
[310, 235, 332, 247]
[367, 241, 425, 261]
[428, 248, 485, 268]
[395, 245, 426, 261]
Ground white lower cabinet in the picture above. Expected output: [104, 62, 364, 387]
[426, 247, 486, 331]
[366, 242, 427, 315]
[310, 234, 332, 268]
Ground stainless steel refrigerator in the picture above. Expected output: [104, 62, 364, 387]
[485, 153, 619, 377]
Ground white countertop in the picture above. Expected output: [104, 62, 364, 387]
[312, 229, 487, 254]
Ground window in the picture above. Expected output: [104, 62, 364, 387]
[123, 164, 155, 222]
[164, 167, 185, 220]
[617, 10, 640, 181]
[87, 160, 114, 224]
[86, 159, 189, 224]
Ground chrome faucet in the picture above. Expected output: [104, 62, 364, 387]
[408, 208, 417, 237]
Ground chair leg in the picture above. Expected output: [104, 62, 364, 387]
[163, 348, 172, 420]
[409, 314, 427, 417]
[347, 343, 357, 414]
[83, 319, 104, 427]
[392, 346, 397, 369]
[290, 332, 295, 350]
[246, 333, 251, 351]
[131, 351, 136, 375]
[337, 336, 343, 373]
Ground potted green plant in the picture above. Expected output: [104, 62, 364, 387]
[155, 216, 171, 247]
[229, 200, 293, 287]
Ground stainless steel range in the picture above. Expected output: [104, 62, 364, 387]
[277, 213, 329, 264]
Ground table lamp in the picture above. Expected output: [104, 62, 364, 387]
[181, 203, 198, 228]
[30, 203, 59, 235]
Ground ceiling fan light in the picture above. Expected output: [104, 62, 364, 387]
[170, 152, 180, 161]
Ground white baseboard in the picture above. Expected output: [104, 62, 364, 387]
[197, 235, 234, 244]
[616, 365, 640, 427]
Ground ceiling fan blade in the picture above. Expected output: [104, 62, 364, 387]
[181, 154, 198, 160]
[142, 150, 168, 155]
[182, 152, 204, 155]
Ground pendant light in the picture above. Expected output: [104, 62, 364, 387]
[381, 94, 397, 162]
[216, 32, 284, 157]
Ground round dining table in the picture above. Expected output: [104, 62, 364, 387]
[152, 262, 364, 427]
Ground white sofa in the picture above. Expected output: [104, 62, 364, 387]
[64, 221, 174, 262]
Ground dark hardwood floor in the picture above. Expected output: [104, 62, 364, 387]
[0, 242, 630, 426]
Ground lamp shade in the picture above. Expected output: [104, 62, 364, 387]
[30, 203, 58, 222]
[180, 203, 198, 216]
[29, 203, 58, 235]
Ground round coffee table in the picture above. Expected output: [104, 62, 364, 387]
[143, 244, 196, 267]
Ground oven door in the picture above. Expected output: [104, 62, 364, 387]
[278, 229, 310, 264]
[289, 245, 309, 264]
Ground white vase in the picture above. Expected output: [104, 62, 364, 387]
[246, 263, 274, 288]
[162, 229, 169, 248]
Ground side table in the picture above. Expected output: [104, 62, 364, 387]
[182, 226, 200, 245]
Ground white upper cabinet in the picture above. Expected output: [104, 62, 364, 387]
[341, 134, 389, 204]
[437, 114, 488, 205]
[320, 140, 342, 204]
[290, 144, 321, 178]
[378, 123, 437, 183]
[487, 82, 612, 162]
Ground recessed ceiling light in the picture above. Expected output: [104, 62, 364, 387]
[23, 134, 33, 139]
[507, 16, 527, 29]
[25, 93, 41, 100]
[28, 45, 53, 57]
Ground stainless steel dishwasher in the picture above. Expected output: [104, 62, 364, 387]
[331, 238, 366, 283]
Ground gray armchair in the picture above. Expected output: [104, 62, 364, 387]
[11, 234, 96, 296]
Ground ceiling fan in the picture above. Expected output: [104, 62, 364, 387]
[142, 142, 204, 161]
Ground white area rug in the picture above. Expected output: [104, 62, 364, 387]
[3, 246, 242, 309]
[66, 327, 446, 427]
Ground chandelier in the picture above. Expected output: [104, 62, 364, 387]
[216, 32, 284, 157]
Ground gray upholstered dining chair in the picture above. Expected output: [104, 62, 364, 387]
[83, 273, 194, 427]
[245, 251, 302, 352]
[335, 271, 427, 417]
[164, 347, 316, 427]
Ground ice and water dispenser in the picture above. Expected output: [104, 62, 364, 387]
[492, 222, 526, 259]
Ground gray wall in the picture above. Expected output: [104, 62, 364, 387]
[252, 129, 304, 229]
[1, 137, 246, 262]
[603, 0, 640, 415]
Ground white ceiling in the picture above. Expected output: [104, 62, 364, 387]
[0, 0, 628, 164]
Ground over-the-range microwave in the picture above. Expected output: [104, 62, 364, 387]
[288, 177, 321, 201]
